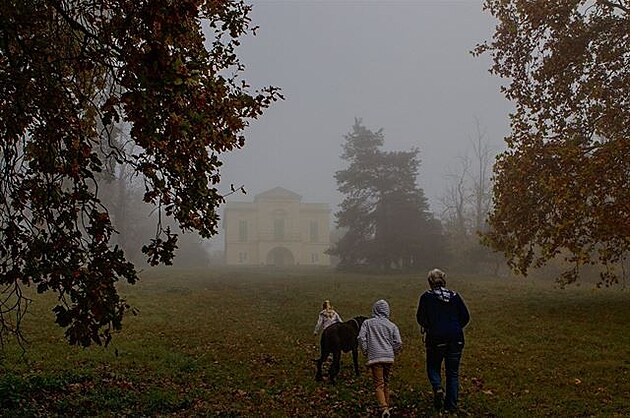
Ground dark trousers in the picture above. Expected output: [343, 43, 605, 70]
[426, 341, 463, 411]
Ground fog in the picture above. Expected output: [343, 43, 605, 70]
[219, 0, 512, 215]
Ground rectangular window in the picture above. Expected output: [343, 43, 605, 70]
[238, 220, 247, 242]
[311, 253, 319, 264]
[309, 221, 319, 243]
[274, 219, 285, 241]
[238, 252, 247, 263]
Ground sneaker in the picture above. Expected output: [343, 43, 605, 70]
[433, 387, 444, 410]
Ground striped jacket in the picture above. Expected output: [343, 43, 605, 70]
[358, 299, 403, 365]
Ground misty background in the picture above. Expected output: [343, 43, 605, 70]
[206, 0, 513, 250]
[222, 1, 511, 206]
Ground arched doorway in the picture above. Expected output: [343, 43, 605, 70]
[266, 246, 295, 266]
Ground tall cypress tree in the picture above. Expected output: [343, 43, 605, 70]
[330, 119, 445, 270]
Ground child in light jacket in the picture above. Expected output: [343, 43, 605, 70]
[313, 300, 343, 335]
[358, 299, 403, 418]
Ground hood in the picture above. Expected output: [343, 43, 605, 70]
[429, 286, 456, 303]
[372, 299, 390, 318]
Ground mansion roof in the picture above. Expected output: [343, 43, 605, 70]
[254, 186, 303, 202]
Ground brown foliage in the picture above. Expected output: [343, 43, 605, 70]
[0, 0, 281, 346]
[474, 0, 629, 285]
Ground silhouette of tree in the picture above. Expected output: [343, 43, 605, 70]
[331, 119, 444, 270]
[0, 0, 281, 346]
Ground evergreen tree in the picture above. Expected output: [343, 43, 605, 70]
[330, 119, 445, 270]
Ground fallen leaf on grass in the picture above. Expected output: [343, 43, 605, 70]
[470, 376, 484, 390]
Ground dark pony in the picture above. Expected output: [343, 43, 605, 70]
[314, 315, 368, 383]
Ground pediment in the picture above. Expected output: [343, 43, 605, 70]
[254, 187, 302, 202]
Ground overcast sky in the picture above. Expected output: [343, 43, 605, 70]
[219, 0, 513, 216]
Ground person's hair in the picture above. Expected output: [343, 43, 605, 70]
[322, 300, 335, 318]
[427, 268, 447, 288]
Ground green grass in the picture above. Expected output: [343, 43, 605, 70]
[1, 268, 629, 417]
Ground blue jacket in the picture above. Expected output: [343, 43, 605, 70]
[416, 287, 470, 347]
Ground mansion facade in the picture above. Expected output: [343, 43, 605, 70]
[223, 187, 331, 266]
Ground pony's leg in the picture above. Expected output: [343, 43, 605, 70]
[315, 356, 324, 381]
[315, 358, 322, 381]
[330, 351, 341, 384]
[352, 348, 360, 375]
[315, 350, 328, 381]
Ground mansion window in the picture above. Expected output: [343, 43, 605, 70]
[309, 221, 319, 242]
[273, 218, 285, 241]
[238, 220, 247, 242]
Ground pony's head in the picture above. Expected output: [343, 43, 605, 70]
[353, 315, 368, 330]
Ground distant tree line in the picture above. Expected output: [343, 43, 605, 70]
[438, 118, 503, 275]
[98, 139, 211, 269]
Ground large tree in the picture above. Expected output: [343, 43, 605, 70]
[474, 0, 629, 285]
[0, 0, 281, 346]
[330, 119, 444, 270]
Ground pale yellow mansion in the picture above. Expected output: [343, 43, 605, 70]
[223, 187, 331, 266]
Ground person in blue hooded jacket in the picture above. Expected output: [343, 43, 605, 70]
[358, 299, 403, 418]
[416, 268, 470, 414]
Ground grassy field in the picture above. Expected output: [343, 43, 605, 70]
[1, 268, 629, 417]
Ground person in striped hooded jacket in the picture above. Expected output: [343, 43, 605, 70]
[358, 299, 403, 418]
